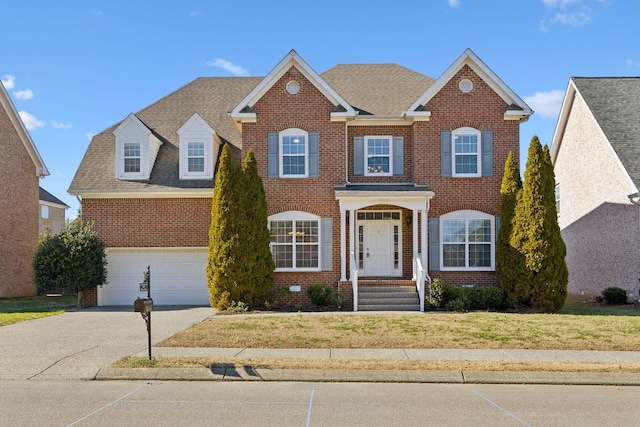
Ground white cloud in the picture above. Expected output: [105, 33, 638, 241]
[448, 0, 460, 7]
[13, 89, 33, 100]
[525, 90, 565, 119]
[627, 58, 640, 67]
[1, 75, 15, 90]
[206, 58, 249, 76]
[86, 132, 96, 141]
[550, 9, 591, 26]
[51, 120, 72, 130]
[542, 0, 581, 8]
[18, 111, 45, 130]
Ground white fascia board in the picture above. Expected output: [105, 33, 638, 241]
[407, 48, 533, 118]
[347, 116, 414, 126]
[73, 189, 214, 199]
[229, 50, 356, 119]
[402, 110, 431, 121]
[40, 200, 70, 209]
[0, 82, 49, 176]
[335, 190, 435, 211]
[550, 79, 576, 164]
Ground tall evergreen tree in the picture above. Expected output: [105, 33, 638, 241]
[495, 151, 526, 306]
[511, 136, 568, 312]
[207, 144, 245, 310]
[241, 148, 274, 306]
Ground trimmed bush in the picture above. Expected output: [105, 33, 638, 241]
[427, 279, 508, 311]
[602, 287, 628, 305]
[306, 283, 342, 308]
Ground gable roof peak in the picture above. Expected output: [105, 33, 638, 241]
[405, 48, 532, 121]
[229, 50, 356, 121]
[0, 80, 49, 176]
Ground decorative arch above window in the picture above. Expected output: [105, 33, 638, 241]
[435, 210, 495, 271]
[268, 211, 332, 272]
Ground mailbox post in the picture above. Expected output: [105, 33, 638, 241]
[134, 266, 153, 359]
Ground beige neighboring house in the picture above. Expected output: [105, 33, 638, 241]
[551, 77, 640, 300]
[39, 187, 69, 235]
[0, 80, 49, 297]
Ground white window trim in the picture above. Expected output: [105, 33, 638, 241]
[268, 210, 321, 272]
[279, 128, 309, 178]
[118, 140, 146, 180]
[364, 135, 393, 177]
[440, 210, 494, 271]
[452, 127, 481, 178]
[178, 114, 215, 180]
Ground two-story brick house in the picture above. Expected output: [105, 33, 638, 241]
[1, 80, 49, 297]
[69, 49, 532, 308]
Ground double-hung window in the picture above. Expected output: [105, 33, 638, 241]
[280, 129, 308, 178]
[452, 127, 481, 177]
[123, 142, 141, 173]
[441, 210, 494, 270]
[187, 141, 205, 173]
[269, 211, 320, 271]
[365, 136, 392, 176]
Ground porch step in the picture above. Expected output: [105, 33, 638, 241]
[358, 286, 420, 311]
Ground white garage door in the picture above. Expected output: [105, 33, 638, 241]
[99, 248, 210, 306]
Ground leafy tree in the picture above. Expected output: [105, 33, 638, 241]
[207, 144, 245, 310]
[495, 151, 526, 306]
[511, 136, 567, 312]
[33, 221, 107, 308]
[241, 148, 274, 306]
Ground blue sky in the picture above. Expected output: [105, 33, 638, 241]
[1, 0, 634, 219]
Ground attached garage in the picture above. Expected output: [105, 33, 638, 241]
[99, 248, 210, 306]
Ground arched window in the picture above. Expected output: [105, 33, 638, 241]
[440, 210, 494, 270]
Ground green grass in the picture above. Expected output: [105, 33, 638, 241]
[0, 295, 77, 326]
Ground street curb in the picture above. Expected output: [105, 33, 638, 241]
[95, 367, 640, 385]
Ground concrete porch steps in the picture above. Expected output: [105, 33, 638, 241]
[358, 286, 420, 311]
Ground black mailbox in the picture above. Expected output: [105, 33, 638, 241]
[134, 297, 153, 313]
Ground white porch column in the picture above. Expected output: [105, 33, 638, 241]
[340, 207, 347, 281]
[412, 208, 418, 279]
[421, 208, 427, 269]
[349, 209, 355, 279]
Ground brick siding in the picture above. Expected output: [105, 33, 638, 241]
[0, 105, 39, 297]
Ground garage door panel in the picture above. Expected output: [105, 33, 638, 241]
[99, 249, 210, 306]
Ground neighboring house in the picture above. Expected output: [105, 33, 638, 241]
[551, 77, 640, 300]
[0, 80, 49, 298]
[69, 49, 532, 308]
[39, 187, 69, 235]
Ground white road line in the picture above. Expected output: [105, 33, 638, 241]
[472, 389, 532, 427]
[66, 382, 156, 427]
[306, 386, 316, 427]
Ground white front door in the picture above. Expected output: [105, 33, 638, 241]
[363, 221, 392, 276]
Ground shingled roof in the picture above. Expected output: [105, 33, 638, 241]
[39, 186, 69, 208]
[69, 63, 435, 194]
[572, 77, 640, 187]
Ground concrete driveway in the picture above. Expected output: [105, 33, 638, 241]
[0, 306, 214, 380]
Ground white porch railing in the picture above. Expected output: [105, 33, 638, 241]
[350, 251, 358, 312]
[413, 252, 430, 312]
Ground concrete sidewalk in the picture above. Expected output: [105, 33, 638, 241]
[93, 346, 640, 386]
[3, 306, 640, 385]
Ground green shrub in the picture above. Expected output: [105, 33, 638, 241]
[602, 287, 628, 305]
[428, 279, 508, 311]
[444, 298, 466, 312]
[306, 283, 341, 308]
[428, 279, 463, 309]
[465, 286, 509, 311]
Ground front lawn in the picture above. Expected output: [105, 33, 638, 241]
[0, 295, 77, 326]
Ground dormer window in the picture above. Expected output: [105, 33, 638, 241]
[124, 142, 141, 173]
[113, 113, 162, 180]
[177, 113, 215, 180]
